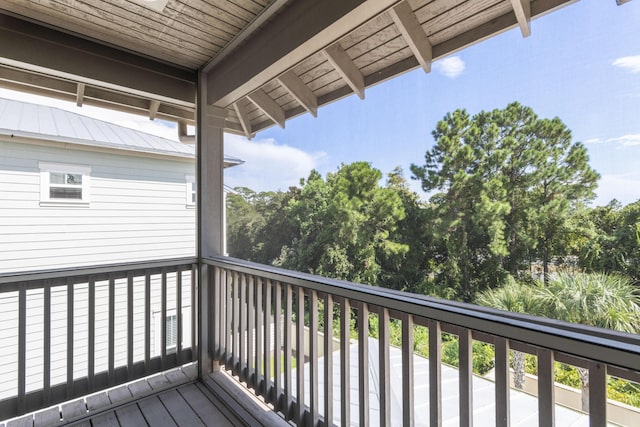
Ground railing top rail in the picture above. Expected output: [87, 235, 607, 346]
[0, 257, 198, 286]
[204, 256, 640, 373]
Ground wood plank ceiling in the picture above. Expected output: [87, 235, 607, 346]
[0, 0, 582, 137]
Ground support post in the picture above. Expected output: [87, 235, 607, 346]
[197, 70, 228, 378]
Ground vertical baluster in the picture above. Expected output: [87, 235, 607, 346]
[161, 268, 168, 370]
[402, 313, 414, 427]
[240, 273, 247, 382]
[108, 275, 115, 385]
[340, 298, 351, 427]
[18, 282, 26, 415]
[284, 283, 293, 418]
[296, 287, 305, 424]
[127, 273, 134, 378]
[264, 279, 273, 401]
[255, 277, 263, 392]
[309, 290, 319, 427]
[88, 278, 95, 390]
[458, 328, 473, 427]
[537, 348, 555, 426]
[224, 271, 233, 369]
[191, 264, 197, 361]
[144, 271, 151, 373]
[324, 294, 334, 427]
[379, 308, 390, 427]
[247, 275, 255, 386]
[358, 302, 369, 427]
[589, 362, 607, 427]
[176, 269, 183, 364]
[232, 271, 239, 375]
[274, 281, 282, 410]
[428, 320, 442, 427]
[44, 281, 52, 405]
[212, 267, 220, 360]
[67, 279, 75, 397]
[224, 270, 232, 364]
[494, 337, 510, 427]
[209, 266, 215, 362]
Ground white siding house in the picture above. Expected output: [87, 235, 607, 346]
[0, 98, 242, 400]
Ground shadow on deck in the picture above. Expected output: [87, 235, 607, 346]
[2, 365, 289, 427]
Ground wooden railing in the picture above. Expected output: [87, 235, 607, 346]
[0, 258, 198, 419]
[204, 256, 640, 427]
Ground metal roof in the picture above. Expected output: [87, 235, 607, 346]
[0, 0, 591, 136]
[0, 97, 243, 166]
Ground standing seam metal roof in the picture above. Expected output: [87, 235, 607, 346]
[0, 97, 243, 166]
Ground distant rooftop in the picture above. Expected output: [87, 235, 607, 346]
[0, 98, 243, 167]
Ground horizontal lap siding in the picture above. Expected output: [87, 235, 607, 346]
[0, 139, 196, 400]
[0, 140, 196, 273]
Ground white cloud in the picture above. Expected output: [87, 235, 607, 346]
[224, 134, 326, 192]
[434, 56, 465, 78]
[607, 133, 640, 147]
[612, 55, 640, 73]
[585, 134, 640, 147]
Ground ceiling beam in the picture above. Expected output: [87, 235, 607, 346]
[76, 83, 85, 107]
[232, 99, 253, 139]
[149, 100, 161, 120]
[389, 1, 433, 73]
[203, 0, 289, 72]
[277, 70, 318, 117]
[510, 0, 531, 37]
[0, 13, 196, 107]
[247, 89, 285, 129]
[206, 0, 400, 107]
[324, 43, 365, 100]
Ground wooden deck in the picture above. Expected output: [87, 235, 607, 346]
[2, 365, 289, 427]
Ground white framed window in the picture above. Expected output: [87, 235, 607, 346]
[39, 162, 91, 206]
[185, 174, 196, 207]
[153, 308, 192, 355]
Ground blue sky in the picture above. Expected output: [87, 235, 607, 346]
[225, 0, 640, 206]
[1, 0, 638, 206]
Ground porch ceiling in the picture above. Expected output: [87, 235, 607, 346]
[0, 0, 579, 136]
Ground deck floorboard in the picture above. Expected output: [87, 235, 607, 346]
[3, 366, 288, 427]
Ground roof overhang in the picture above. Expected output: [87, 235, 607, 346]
[0, 0, 594, 136]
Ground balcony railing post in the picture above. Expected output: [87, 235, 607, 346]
[589, 362, 607, 426]
[428, 319, 442, 427]
[495, 337, 510, 427]
[401, 313, 414, 427]
[458, 328, 473, 427]
[198, 262, 212, 378]
[537, 348, 555, 426]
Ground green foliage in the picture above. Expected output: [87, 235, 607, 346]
[441, 340, 495, 375]
[579, 199, 640, 283]
[538, 272, 640, 332]
[411, 102, 599, 299]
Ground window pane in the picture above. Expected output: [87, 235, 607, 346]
[50, 172, 65, 184]
[50, 187, 82, 199]
[191, 193, 196, 203]
[166, 314, 177, 347]
[191, 182, 196, 191]
[66, 173, 82, 185]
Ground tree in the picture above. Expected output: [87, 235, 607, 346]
[379, 167, 438, 294]
[278, 162, 407, 285]
[476, 279, 544, 389]
[536, 272, 640, 411]
[226, 187, 297, 264]
[411, 102, 599, 299]
[579, 200, 640, 283]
